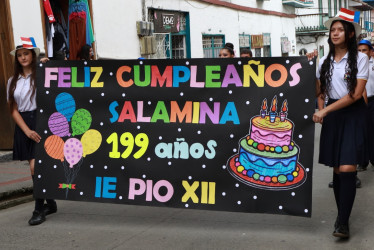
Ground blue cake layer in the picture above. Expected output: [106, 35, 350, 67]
[238, 139, 299, 177]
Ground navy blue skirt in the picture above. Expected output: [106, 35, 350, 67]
[13, 110, 37, 161]
[319, 98, 369, 167]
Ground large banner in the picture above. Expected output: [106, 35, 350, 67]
[35, 57, 316, 217]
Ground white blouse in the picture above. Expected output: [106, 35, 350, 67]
[316, 52, 369, 99]
[7, 74, 37, 112]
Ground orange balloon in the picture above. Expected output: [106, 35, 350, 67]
[44, 135, 65, 162]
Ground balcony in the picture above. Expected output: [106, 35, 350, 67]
[282, 0, 314, 8]
[295, 13, 329, 35]
[362, 0, 374, 6]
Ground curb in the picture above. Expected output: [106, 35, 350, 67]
[0, 152, 13, 162]
[0, 187, 33, 210]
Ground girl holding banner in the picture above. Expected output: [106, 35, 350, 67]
[7, 37, 57, 226]
[313, 8, 369, 238]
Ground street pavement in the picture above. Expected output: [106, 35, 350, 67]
[1, 124, 374, 249]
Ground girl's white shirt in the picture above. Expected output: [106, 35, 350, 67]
[7, 74, 37, 112]
[316, 52, 369, 99]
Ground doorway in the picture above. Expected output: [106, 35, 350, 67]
[0, 0, 15, 149]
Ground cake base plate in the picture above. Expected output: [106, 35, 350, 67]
[227, 154, 307, 190]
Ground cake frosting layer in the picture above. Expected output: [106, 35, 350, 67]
[238, 138, 299, 177]
[250, 116, 293, 147]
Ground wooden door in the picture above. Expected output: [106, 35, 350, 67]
[0, 0, 15, 149]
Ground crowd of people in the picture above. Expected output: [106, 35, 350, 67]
[5, 7, 374, 241]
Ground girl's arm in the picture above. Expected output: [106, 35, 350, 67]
[363, 88, 368, 104]
[9, 103, 41, 143]
[316, 79, 325, 111]
[313, 79, 367, 123]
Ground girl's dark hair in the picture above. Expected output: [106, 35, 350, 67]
[223, 42, 235, 56]
[319, 20, 358, 98]
[80, 44, 92, 61]
[8, 49, 37, 110]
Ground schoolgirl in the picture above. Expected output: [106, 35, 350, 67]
[219, 43, 235, 58]
[7, 37, 57, 226]
[314, 9, 369, 238]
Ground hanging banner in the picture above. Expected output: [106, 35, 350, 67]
[35, 57, 316, 217]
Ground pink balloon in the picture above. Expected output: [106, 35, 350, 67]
[63, 138, 83, 168]
[48, 112, 71, 137]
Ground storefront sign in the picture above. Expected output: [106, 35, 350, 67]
[35, 57, 316, 217]
[251, 35, 263, 49]
[153, 10, 182, 33]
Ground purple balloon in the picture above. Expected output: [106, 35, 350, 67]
[48, 112, 70, 137]
[64, 138, 83, 168]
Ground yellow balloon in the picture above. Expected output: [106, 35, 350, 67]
[81, 129, 102, 157]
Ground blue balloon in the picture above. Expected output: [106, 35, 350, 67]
[55, 92, 76, 122]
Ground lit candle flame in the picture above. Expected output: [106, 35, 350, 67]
[262, 99, 267, 110]
[282, 100, 288, 112]
[271, 96, 277, 112]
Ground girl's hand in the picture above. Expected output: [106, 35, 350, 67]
[306, 49, 318, 61]
[40, 57, 49, 63]
[313, 109, 326, 124]
[26, 130, 41, 143]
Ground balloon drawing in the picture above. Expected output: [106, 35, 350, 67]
[44, 135, 65, 162]
[55, 92, 76, 121]
[71, 108, 92, 136]
[81, 129, 102, 157]
[48, 112, 71, 137]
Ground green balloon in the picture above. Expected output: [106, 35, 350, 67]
[71, 109, 92, 136]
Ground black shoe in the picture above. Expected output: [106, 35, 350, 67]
[333, 224, 349, 238]
[334, 216, 340, 230]
[28, 210, 46, 226]
[357, 165, 367, 172]
[356, 177, 362, 188]
[328, 181, 333, 188]
[43, 203, 57, 215]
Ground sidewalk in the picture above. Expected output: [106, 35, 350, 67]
[0, 151, 33, 208]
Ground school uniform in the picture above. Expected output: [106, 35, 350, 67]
[366, 57, 374, 163]
[316, 52, 370, 167]
[6, 74, 37, 161]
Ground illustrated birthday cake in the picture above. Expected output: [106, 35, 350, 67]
[227, 96, 306, 190]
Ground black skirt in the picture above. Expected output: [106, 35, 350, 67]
[319, 98, 369, 167]
[13, 110, 37, 161]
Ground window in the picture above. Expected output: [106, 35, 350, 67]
[151, 33, 171, 59]
[172, 35, 186, 59]
[239, 34, 251, 55]
[203, 35, 225, 58]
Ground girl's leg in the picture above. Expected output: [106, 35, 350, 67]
[333, 164, 356, 238]
[28, 159, 45, 226]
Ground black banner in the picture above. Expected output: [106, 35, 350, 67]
[35, 57, 316, 217]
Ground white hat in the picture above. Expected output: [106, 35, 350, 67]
[10, 37, 40, 57]
[324, 8, 361, 38]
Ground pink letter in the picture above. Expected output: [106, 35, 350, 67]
[44, 67, 58, 87]
[190, 65, 205, 88]
[153, 180, 174, 202]
[289, 63, 302, 87]
[137, 101, 151, 122]
[128, 178, 146, 200]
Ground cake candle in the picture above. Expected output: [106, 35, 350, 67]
[280, 100, 288, 122]
[269, 96, 277, 123]
[260, 98, 267, 118]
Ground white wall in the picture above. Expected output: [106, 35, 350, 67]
[92, 0, 142, 59]
[10, 0, 45, 54]
[145, 0, 298, 57]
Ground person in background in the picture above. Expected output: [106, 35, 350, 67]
[80, 44, 94, 61]
[7, 37, 57, 226]
[313, 8, 369, 238]
[357, 39, 374, 171]
[240, 48, 252, 58]
[219, 43, 235, 58]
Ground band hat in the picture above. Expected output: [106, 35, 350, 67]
[324, 8, 361, 38]
[10, 37, 40, 57]
[358, 39, 373, 50]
